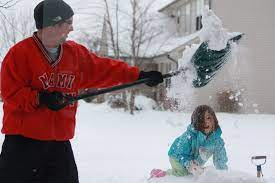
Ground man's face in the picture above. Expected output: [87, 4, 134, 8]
[51, 17, 74, 45]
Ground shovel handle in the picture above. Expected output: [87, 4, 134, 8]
[162, 67, 188, 79]
[256, 165, 264, 178]
[251, 155, 267, 167]
[74, 78, 150, 101]
[55, 68, 187, 110]
[251, 156, 267, 160]
[72, 68, 187, 102]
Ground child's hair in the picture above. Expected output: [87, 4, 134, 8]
[191, 105, 219, 132]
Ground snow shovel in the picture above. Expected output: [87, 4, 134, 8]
[56, 33, 243, 110]
[192, 33, 243, 87]
[251, 156, 267, 178]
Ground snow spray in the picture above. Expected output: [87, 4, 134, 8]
[166, 5, 242, 111]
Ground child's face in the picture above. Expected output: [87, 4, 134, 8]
[203, 111, 215, 135]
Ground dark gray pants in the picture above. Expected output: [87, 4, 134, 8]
[0, 135, 79, 183]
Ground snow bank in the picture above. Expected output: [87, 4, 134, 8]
[148, 167, 265, 183]
[135, 95, 157, 110]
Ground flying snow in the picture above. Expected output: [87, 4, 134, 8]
[166, 6, 239, 111]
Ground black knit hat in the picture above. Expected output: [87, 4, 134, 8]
[34, 0, 74, 29]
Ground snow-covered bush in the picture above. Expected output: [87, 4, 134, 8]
[107, 94, 126, 108]
[134, 95, 157, 111]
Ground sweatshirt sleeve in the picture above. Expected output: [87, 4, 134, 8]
[1, 48, 39, 112]
[213, 138, 228, 170]
[168, 133, 193, 168]
[76, 44, 139, 89]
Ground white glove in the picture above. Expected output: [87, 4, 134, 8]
[187, 160, 204, 176]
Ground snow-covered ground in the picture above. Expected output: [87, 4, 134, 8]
[1, 101, 274, 183]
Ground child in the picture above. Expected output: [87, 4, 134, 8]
[167, 105, 228, 176]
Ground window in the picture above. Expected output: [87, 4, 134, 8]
[196, 15, 202, 30]
[173, 0, 205, 34]
[177, 2, 191, 34]
[196, 0, 204, 30]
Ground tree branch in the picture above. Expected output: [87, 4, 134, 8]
[0, 0, 20, 9]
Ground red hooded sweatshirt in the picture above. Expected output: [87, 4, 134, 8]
[0, 33, 139, 141]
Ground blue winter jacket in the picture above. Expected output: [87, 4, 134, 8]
[168, 124, 228, 170]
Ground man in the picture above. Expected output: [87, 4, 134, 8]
[0, 0, 163, 182]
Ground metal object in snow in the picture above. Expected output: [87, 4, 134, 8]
[251, 155, 267, 178]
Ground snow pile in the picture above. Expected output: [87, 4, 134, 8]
[148, 167, 266, 183]
[196, 167, 265, 183]
[135, 95, 157, 110]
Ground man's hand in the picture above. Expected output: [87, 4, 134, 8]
[138, 71, 164, 87]
[39, 91, 68, 111]
[187, 160, 204, 176]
